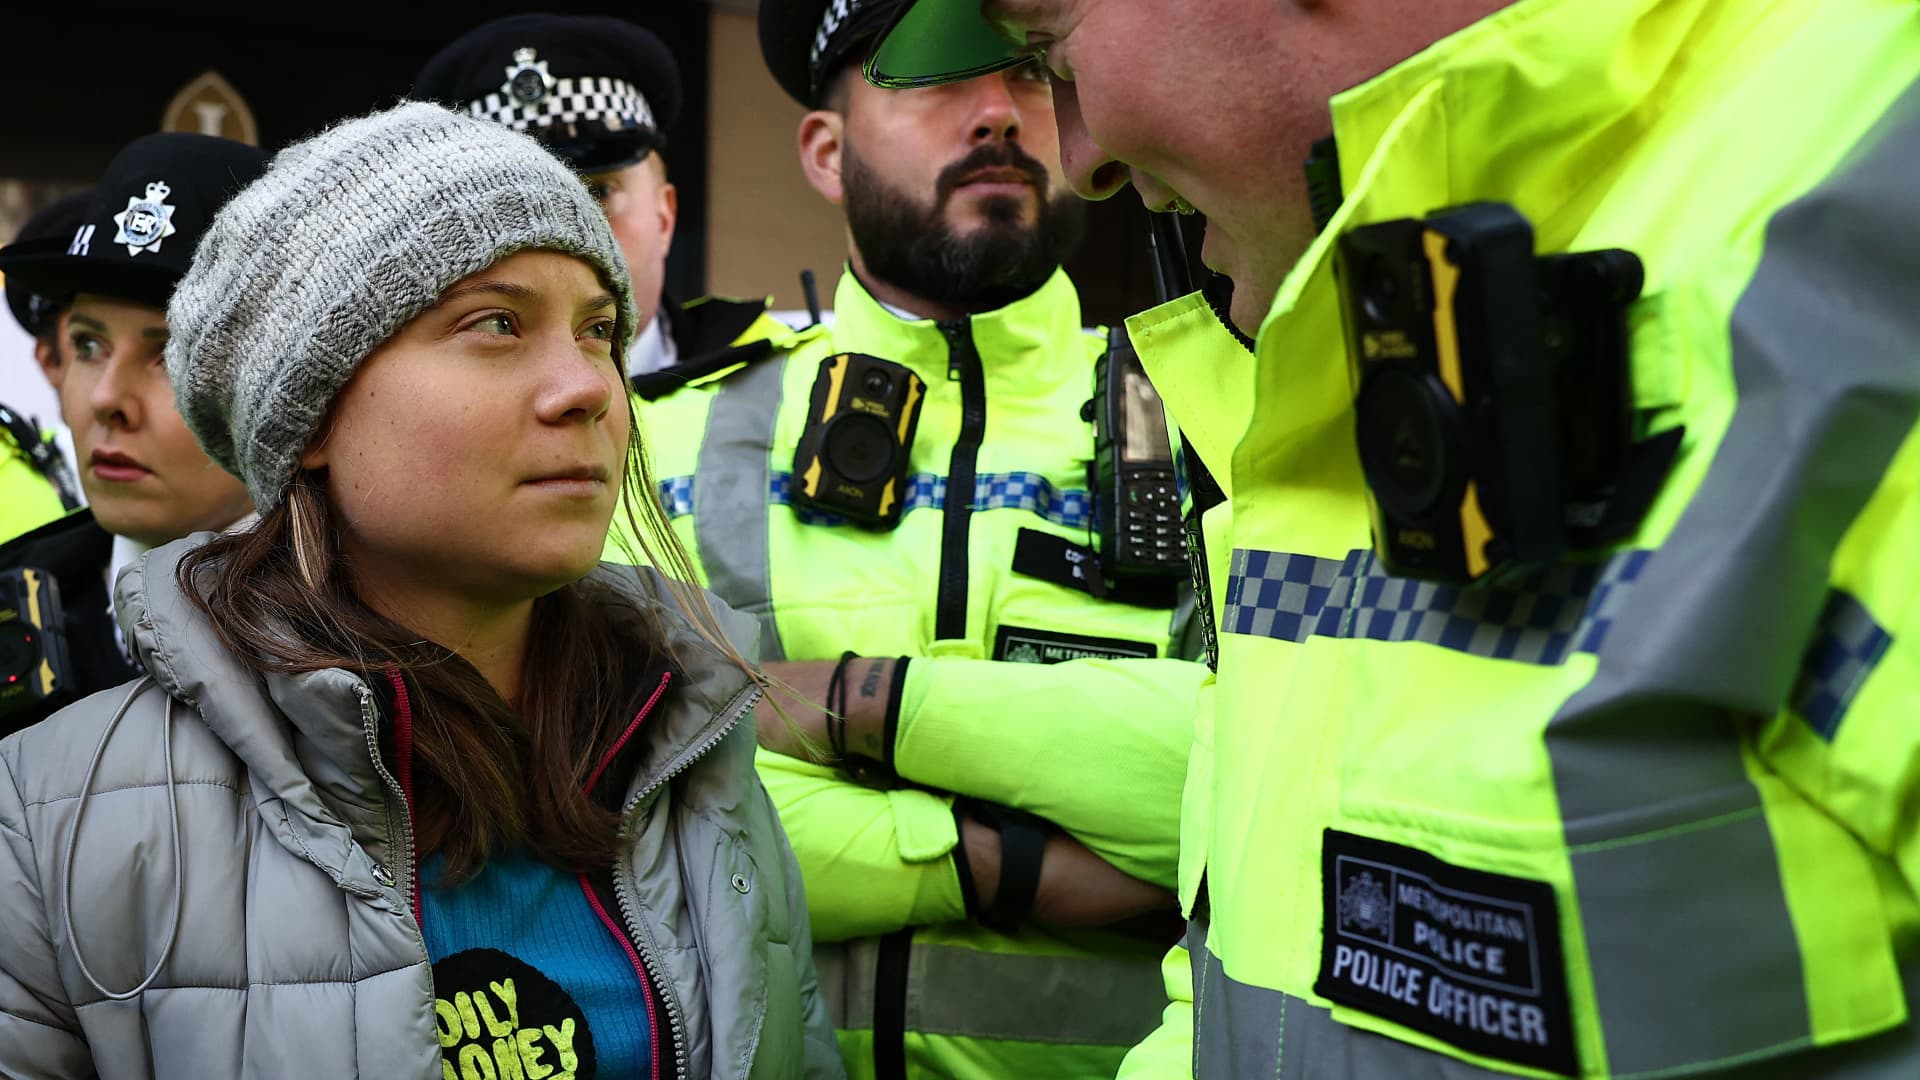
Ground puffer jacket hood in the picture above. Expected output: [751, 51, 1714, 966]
[0, 535, 844, 1079]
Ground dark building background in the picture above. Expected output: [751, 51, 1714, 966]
[0, 1, 1203, 327]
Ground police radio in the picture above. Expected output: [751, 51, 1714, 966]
[1087, 329, 1186, 578]
[792, 352, 927, 529]
[1335, 202, 1675, 584]
[0, 567, 72, 727]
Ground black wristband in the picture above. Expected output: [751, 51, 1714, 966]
[949, 803, 981, 917]
[824, 650, 857, 765]
[882, 656, 909, 773]
[962, 799, 1053, 932]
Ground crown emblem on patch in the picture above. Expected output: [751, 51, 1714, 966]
[504, 46, 554, 107]
[111, 178, 178, 257]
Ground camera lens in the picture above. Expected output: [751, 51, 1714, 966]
[1360, 256, 1402, 326]
[861, 370, 892, 397]
[0, 623, 36, 685]
[1355, 365, 1466, 519]
[823, 413, 896, 484]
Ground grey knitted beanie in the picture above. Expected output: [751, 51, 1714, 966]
[166, 101, 634, 510]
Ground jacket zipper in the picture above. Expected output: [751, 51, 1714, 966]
[357, 687, 420, 928]
[579, 671, 674, 1080]
[610, 679, 764, 1080]
[935, 318, 987, 640]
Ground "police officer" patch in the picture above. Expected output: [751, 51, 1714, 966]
[1315, 830, 1578, 1076]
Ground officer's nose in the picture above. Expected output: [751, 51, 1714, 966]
[1054, 81, 1128, 201]
[963, 71, 1021, 144]
[88, 355, 142, 432]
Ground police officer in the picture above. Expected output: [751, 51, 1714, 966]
[0, 133, 266, 736]
[869, 0, 1920, 1077]
[0, 191, 89, 543]
[414, 14, 796, 390]
[626, 2, 1208, 1076]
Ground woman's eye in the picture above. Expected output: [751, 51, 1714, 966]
[581, 319, 616, 343]
[70, 334, 107, 361]
[470, 313, 516, 336]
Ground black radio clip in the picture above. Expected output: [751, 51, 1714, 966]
[792, 352, 927, 529]
[1335, 202, 1680, 584]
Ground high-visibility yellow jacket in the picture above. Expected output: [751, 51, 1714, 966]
[627, 268, 1203, 1079]
[1120, 0, 1920, 1076]
[0, 416, 69, 545]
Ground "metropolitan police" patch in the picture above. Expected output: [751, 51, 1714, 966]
[1315, 830, 1578, 1076]
[992, 625, 1156, 664]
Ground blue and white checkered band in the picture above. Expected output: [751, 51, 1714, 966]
[469, 75, 657, 137]
[810, 0, 863, 72]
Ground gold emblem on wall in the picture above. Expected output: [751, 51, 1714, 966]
[160, 71, 259, 145]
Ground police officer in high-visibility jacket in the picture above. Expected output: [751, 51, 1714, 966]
[414, 13, 797, 390]
[623, 1, 1207, 1076]
[865, 0, 1920, 1076]
[0, 191, 89, 545]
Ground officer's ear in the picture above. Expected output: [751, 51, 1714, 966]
[797, 108, 846, 206]
[32, 336, 64, 391]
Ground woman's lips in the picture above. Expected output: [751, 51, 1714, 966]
[89, 451, 150, 484]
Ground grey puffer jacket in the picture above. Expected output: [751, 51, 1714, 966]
[0, 538, 845, 1079]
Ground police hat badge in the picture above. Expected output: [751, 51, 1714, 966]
[112, 180, 178, 257]
[504, 47, 554, 107]
[0, 133, 267, 309]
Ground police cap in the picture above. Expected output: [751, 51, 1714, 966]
[0, 134, 268, 311]
[4, 187, 92, 337]
[414, 14, 682, 174]
[759, 0, 908, 108]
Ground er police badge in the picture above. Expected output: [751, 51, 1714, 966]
[112, 181, 178, 257]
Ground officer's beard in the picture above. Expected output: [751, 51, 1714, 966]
[842, 138, 1086, 312]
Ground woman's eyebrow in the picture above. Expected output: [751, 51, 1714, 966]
[433, 279, 538, 308]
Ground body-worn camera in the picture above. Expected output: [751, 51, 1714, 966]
[793, 352, 926, 529]
[0, 567, 71, 725]
[1336, 202, 1667, 583]
[1088, 329, 1186, 579]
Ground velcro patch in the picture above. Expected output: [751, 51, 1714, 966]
[993, 625, 1156, 664]
[1315, 830, 1578, 1076]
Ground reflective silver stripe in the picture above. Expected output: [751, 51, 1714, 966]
[1195, 940, 1920, 1079]
[815, 936, 1165, 1047]
[1546, 78, 1920, 1075]
[693, 356, 787, 661]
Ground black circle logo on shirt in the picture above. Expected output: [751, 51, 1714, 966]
[432, 948, 598, 1079]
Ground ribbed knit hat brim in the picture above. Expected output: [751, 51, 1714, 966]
[166, 101, 635, 511]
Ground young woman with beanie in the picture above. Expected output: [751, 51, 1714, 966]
[0, 102, 844, 1080]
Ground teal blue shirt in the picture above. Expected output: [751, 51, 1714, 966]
[420, 849, 653, 1079]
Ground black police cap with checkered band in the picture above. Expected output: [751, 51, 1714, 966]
[4, 188, 92, 337]
[0, 134, 266, 311]
[759, 0, 908, 107]
[413, 14, 682, 174]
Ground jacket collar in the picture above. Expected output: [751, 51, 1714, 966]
[828, 264, 1090, 394]
[1318, 0, 1795, 257]
[117, 539, 763, 890]
[1223, 0, 1801, 460]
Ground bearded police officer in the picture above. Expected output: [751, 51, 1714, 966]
[866, 0, 1920, 1077]
[623, 1, 1209, 1076]
[415, 14, 796, 387]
